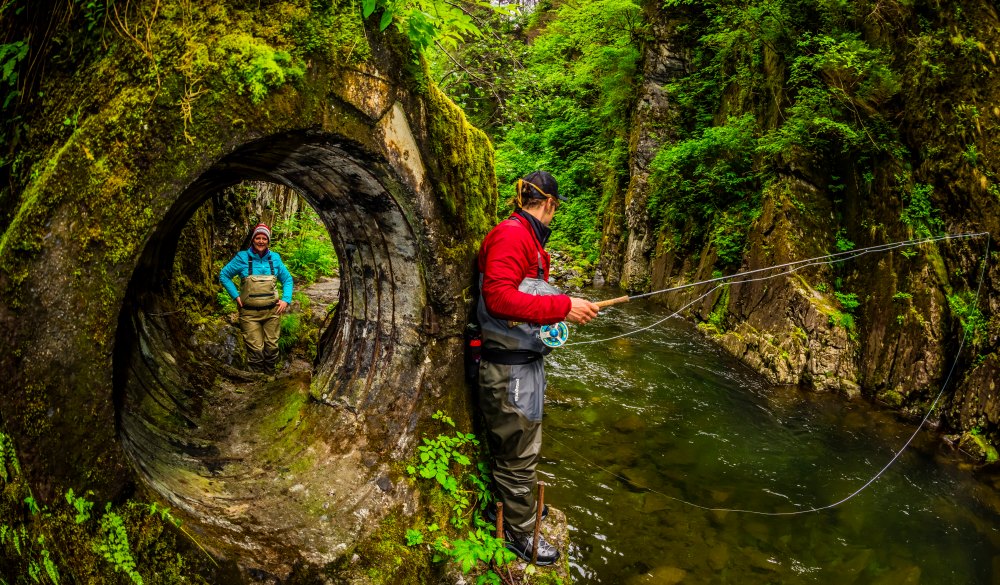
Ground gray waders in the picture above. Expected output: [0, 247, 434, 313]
[478, 358, 546, 533]
[477, 273, 560, 534]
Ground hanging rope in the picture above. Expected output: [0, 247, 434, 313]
[551, 232, 991, 515]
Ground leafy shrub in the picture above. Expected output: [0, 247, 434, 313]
[948, 292, 986, 348]
[834, 291, 860, 312]
[271, 206, 338, 286]
[278, 313, 302, 354]
[899, 181, 944, 238]
[404, 412, 515, 581]
[647, 113, 759, 264]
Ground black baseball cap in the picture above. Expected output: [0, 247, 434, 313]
[519, 170, 564, 201]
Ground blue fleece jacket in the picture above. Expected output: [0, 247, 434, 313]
[219, 248, 294, 303]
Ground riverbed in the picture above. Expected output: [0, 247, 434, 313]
[540, 294, 1000, 584]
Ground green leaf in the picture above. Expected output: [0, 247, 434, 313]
[362, 0, 377, 18]
[379, 8, 394, 31]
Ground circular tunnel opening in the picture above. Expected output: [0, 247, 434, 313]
[113, 132, 429, 572]
[172, 178, 342, 375]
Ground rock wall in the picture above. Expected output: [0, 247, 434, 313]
[601, 1, 1000, 448]
[598, 4, 685, 290]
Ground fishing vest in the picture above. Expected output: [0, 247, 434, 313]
[476, 252, 562, 364]
[240, 252, 279, 309]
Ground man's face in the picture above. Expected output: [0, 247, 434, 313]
[252, 233, 269, 252]
[540, 197, 560, 226]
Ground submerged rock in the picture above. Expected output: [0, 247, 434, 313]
[614, 413, 648, 433]
[625, 565, 687, 585]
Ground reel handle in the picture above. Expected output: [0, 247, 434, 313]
[595, 295, 630, 308]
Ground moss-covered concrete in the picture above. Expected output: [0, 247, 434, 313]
[0, 0, 497, 580]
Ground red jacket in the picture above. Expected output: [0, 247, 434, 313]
[478, 214, 571, 325]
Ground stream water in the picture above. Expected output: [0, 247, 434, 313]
[540, 294, 1000, 584]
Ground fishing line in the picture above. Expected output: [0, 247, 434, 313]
[568, 232, 989, 346]
[548, 232, 991, 515]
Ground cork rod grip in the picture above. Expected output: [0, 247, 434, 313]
[595, 295, 630, 308]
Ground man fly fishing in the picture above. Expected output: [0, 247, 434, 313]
[476, 171, 600, 564]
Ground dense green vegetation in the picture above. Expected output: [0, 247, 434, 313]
[0, 432, 212, 583]
[403, 411, 520, 584]
[649, 0, 913, 265]
[425, 0, 642, 266]
[425, 0, 990, 273]
[271, 205, 339, 287]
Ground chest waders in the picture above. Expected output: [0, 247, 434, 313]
[240, 252, 279, 309]
[238, 252, 281, 371]
[477, 229, 563, 535]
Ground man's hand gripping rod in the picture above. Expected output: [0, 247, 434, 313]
[539, 295, 631, 347]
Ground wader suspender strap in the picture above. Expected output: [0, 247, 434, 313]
[511, 215, 545, 279]
[246, 251, 276, 276]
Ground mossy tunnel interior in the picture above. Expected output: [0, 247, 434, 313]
[113, 131, 427, 572]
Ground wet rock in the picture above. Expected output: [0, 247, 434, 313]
[829, 548, 874, 584]
[625, 565, 687, 585]
[601, 443, 641, 467]
[642, 492, 673, 513]
[708, 509, 731, 527]
[743, 520, 770, 542]
[871, 565, 921, 585]
[958, 431, 998, 463]
[740, 547, 782, 573]
[614, 414, 647, 433]
[620, 466, 660, 492]
[709, 489, 731, 503]
[707, 544, 729, 571]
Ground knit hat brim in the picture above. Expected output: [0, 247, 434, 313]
[252, 223, 271, 241]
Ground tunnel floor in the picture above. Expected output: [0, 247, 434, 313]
[121, 277, 399, 574]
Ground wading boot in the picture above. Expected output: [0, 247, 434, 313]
[504, 527, 560, 566]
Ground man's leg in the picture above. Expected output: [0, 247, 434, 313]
[479, 359, 558, 564]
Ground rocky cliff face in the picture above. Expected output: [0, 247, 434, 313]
[601, 1, 1000, 451]
[0, 1, 496, 579]
[598, 5, 685, 290]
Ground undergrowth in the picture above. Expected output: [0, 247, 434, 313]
[0, 431, 211, 584]
[404, 411, 517, 584]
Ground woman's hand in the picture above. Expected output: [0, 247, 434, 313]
[276, 300, 290, 315]
[565, 297, 600, 324]
[236, 296, 243, 309]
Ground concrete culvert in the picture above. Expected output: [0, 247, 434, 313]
[0, 6, 497, 578]
[115, 134, 433, 572]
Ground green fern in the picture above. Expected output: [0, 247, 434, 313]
[95, 506, 143, 585]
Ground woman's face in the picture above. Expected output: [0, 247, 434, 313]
[252, 233, 269, 253]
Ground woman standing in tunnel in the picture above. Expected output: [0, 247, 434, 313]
[219, 223, 294, 372]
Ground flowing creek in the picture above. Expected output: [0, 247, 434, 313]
[540, 293, 1000, 584]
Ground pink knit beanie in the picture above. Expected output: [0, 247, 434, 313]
[252, 223, 271, 241]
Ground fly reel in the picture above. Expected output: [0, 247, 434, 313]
[539, 321, 570, 348]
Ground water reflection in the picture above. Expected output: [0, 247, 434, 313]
[541, 294, 999, 584]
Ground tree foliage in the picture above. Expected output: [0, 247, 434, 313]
[649, 0, 913, 264]
[488, 0, 643, 262]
